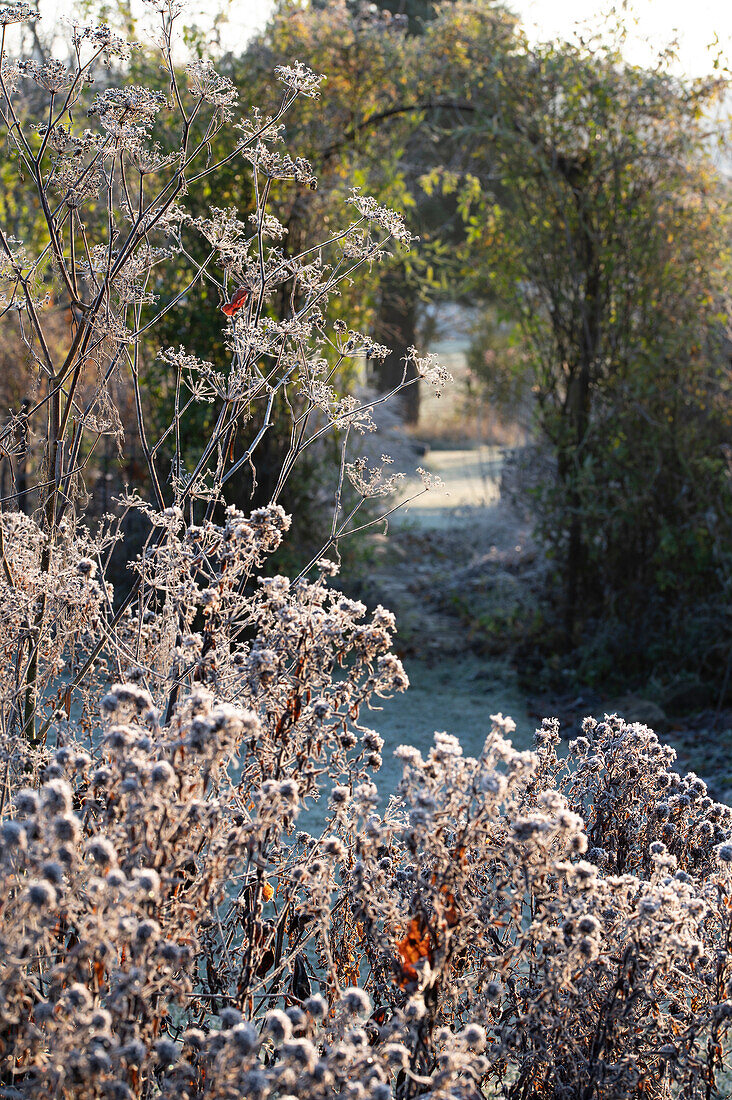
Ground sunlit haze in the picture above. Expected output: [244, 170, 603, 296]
[517, 0, 730, 75]
[219, 0, 730, 76]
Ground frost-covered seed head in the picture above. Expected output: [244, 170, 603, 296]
[263, 1010, 292, 1042]
[340, 988, 371, 1017]
[304, 995, 327, 1019]
[13, 788, 39, 815]
[41, 778, 73, 814]
[230, 1022, 258, 1053]
[86, 837, 117, 867]
[25, 879, 57, 909]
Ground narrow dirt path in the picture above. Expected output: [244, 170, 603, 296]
[361, 442, 732, 805]
[357, 444, 540, 792]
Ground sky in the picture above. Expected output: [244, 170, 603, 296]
[221, 0, 730, 77]
[516, 0, 730, 76]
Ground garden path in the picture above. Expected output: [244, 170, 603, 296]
[355, 301, 732, 801]
[360, 443, 538, 796]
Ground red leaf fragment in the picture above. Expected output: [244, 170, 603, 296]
[221, 286, 250, 317]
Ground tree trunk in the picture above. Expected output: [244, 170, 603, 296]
[562, 369, 590, 644]
[560, 198, 600, 644]
[372, 265, 420, 425]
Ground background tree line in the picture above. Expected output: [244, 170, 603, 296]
[2, 0, 730, 698]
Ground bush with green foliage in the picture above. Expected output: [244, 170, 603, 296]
[450, 28, 731, 687]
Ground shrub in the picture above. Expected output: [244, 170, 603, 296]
[5, 698, 732, 1096]
[455, 33, 731, 685]
[1, 4, 732, 1097]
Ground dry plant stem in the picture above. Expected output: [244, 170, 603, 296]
[0, 41, 367, 735]
[10, 12, 731, 1100]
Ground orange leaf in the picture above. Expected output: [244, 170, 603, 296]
[396, 916, 433, 988]
[439, 882, 459, 928]
[221, 287, 250, 317]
